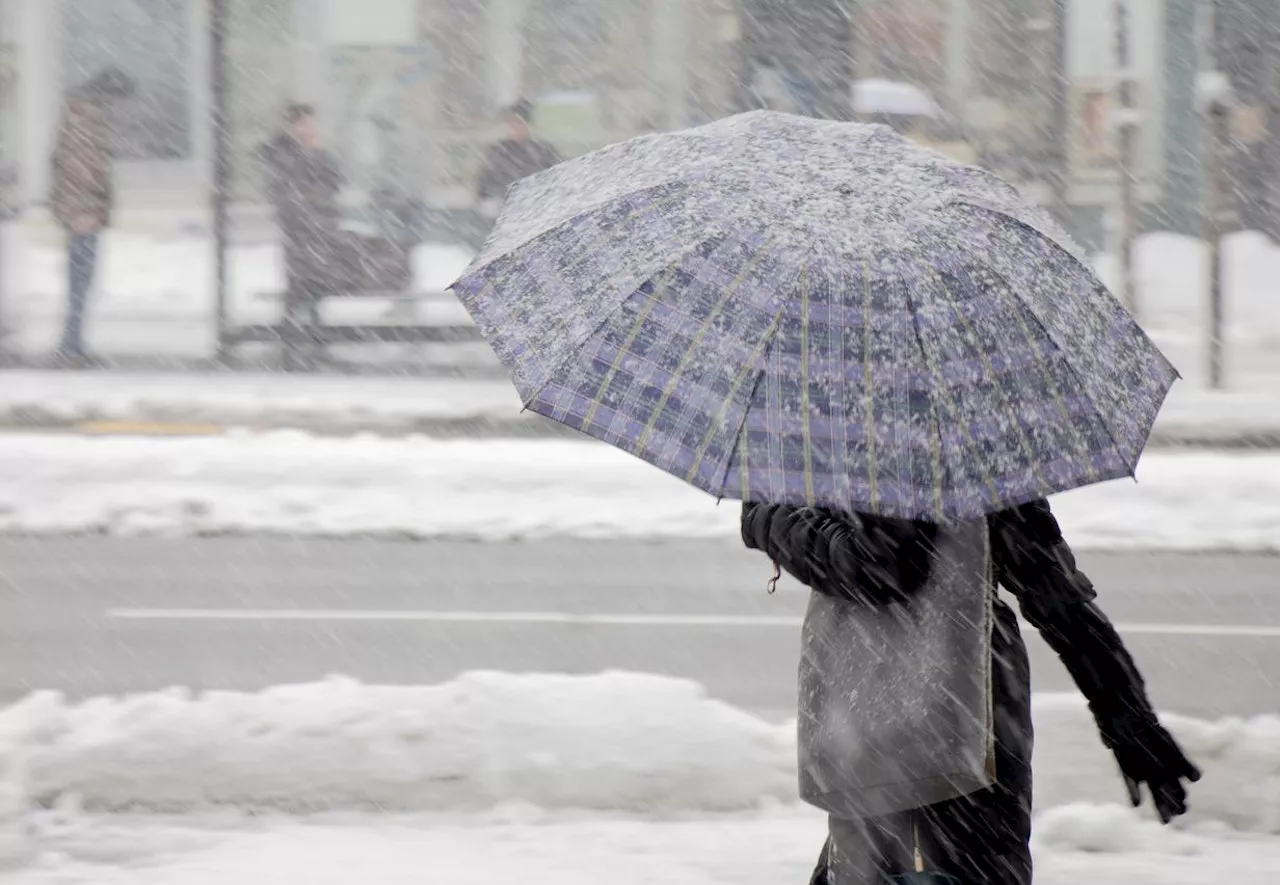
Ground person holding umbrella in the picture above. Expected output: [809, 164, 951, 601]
[450, 110, 1199, 884]
[741, 499, 1198, 884]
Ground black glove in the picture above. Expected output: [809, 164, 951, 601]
[1094, 702, 1202, 824]
[740, 501, 777, 553]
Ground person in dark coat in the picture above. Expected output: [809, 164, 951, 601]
[49, 67, 135, 365]
[258, 103, 345, 368]
[476, 99, 561, 218]
[741, 499, 1201, 885]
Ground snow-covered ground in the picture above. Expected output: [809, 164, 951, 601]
[0, 433, 1277, 550]
[0, 673, 1277, 881]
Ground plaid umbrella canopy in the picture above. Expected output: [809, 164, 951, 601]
[450, 111, 1177, 521]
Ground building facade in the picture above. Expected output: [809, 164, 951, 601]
[0, 0, 1223, 248]
[0, 0, 728, 214]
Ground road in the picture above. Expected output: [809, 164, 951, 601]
[0, 537, 1277, 721]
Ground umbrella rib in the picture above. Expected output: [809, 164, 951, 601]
[926, 266, 1056, 503]
[459, 177, 708, 278]
[518, 234, 724, 411]
[636, 235, 779, 456]
[955, 203, 1169, 474]
[709, 298, 791, 500]
[897, 270, 951, 522]
[980, 263, 1112, 484]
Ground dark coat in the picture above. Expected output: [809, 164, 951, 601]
[742, 499, 1200, 885]
[259, 134, 346, 291]
[477, 137, 562, 203]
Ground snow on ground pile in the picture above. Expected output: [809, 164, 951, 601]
[0, 674, 1276, 836]
[0, 372, 526, 429]
[0, 673, 795, 815]
[1, 433, 1279, 550]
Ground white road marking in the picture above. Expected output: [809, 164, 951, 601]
[104, 608, 1280, 638]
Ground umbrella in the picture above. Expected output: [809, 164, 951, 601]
[851, 78, 940, 118]
[450, 110, 1177, 521]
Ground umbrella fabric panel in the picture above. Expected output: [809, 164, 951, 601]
[473, 130, 733, 270]
[951, 203, 1178, 465]
[526, 234, 797, 495]
[905, 256, 1132, 516]
[456, 182, 722, 398]
[725, 251, 1137, 521]
[727, 259, 943, 518]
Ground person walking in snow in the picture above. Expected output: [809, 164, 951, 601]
[49, 67, 135, 366]
[741, 499, 1201, 885]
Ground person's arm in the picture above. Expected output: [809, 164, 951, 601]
[990, 499, 1200, 822]
[740, 503, 933, 605]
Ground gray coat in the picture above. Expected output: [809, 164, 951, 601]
[797, 518, 995, 819]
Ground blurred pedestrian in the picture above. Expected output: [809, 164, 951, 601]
[49, 67, 135, 366]
[476, 99, 561, 222]
[259, 103, 345, 371]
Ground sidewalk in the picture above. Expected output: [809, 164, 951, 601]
[1, 368, 1279, 445]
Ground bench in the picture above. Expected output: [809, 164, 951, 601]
[222, 289, 485, 347]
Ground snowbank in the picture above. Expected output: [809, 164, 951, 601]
[0, 433, 1278, 550]
[7, 369, 1280, 443]
[0, 673, 793, 814]
[0, 674, 1276, 837]
[0, 371, 526, 430]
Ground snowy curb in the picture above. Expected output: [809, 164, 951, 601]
[0, 674, 1275, 836]
[4, 370, 1280, 447]
[1, 435, 1279, 550]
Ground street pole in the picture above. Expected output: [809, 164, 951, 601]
[211, 0, 230, 363]
[1047, 0, 1070, 222]
[1114, 0, 1139, 320]
[1207, 98, 1228, 390]
[945, 0, 971, 121]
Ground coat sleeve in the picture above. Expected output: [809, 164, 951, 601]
[989, 499, 1155, 715]
[741, 503, 933, 604]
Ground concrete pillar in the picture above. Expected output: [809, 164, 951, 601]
[17, 0, 59, 207]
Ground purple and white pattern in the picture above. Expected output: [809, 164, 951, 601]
[450, 111, 1178, 520]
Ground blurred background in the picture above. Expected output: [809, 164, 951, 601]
[0, 0, 1277, 381]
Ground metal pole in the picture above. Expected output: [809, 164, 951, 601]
[1047, 0, 1071, 222]
[211, 0, 230, 362]
[945, 0, 971, 121]
[1114, 0, 1139, 319]
[1207, 99, 1229, 389]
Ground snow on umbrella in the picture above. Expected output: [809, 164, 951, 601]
[450, 110, 1177, 521]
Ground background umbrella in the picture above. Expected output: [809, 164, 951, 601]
[450, 111, 1177, 521]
